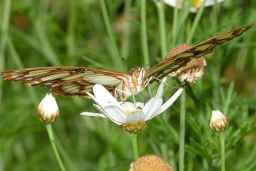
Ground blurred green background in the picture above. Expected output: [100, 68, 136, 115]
[0, 0, 256, 170]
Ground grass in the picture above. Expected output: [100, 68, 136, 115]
[1, 0, 256, 170]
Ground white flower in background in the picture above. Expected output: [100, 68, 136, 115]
[209, 110, 229, 132]
[164, 0, 224, 13]
[37, 93, 59, 124]
[81, 77, 183, 133]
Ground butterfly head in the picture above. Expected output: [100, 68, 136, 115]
[129, 67, 146, 91]
[130, 67, 146, 80]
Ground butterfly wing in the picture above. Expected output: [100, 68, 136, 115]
[1, 66, 129, 97]
[145, 26, 251, 81]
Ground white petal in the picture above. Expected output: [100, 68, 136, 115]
[88, 93, 123, 125]
[38, 93, 59, 116]
[87, 92, 104, 107]
[93, 104, 121, 125]
[142, 97, 163, 120]
[164, 0, 177, 7]
[119, 102, 137, 111]
[155, 88, 183, 116]
[141, 97, 157, 116]
[205, 0, 224, 7]
[93, 84, 120, 107]
[156, 77, 167, 98]
[103, 105, 127, 123]
[211, 110, 224, 120]
[125, 111, 145, 123]
[144, 98, 163, 121]
[80, 112, 106, 118]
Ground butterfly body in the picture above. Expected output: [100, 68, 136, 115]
[1, 26, 251, 100]
[117, 67, 146, 100]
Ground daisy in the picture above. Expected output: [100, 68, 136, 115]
[164, 0, 224, 13]
[81, 77, 183, 133]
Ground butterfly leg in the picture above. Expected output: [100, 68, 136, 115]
[147, 76, 179, 89]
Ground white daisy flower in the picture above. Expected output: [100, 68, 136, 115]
[81, 77, 183, 133]
[164, 0, 224, 13]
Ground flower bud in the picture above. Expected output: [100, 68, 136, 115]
[209, 110, 229, 132]
[129, 155, 172, 171]
[37, 93, 59, 124]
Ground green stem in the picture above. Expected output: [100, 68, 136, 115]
[121, 0, 132, 60]
[179, 90, 186, 171]
[186, 0, 206, 44]
[211, 0, 218, 30]
[100, 0, 123, 70]
[219, 133, 226, 171]
[0, 0, 11, 108]
[46, 124, 66, 171]
[172, 2, 178, 47]
[66, 0, 76, 60]
[7, 39, 38, 107]
[156, 0, 167, 57]
[131, 133, 139, 160]
[140, 0, 150, 67]
[36, 0, 60, 66]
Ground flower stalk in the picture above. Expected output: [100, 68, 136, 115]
[131, 133, 139, 160]
[156, 0, 167, 56]
[46, 124, 66, 171]
[179, 89, 185, 171]
[140, 0, 150, 66]
[209, 110, 229, 170]
[100, 0, 123, 70]
[219, 132, 225, 171]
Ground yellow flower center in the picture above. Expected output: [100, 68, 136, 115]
[122, 122, 147, 133]
[122, 106, 146, 133]
[193, 0, 201, 8]
[178, 0, 202, 8]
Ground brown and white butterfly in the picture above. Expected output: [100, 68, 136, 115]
[1, 26, 250, 100]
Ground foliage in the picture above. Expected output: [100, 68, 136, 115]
[0, 0, 256, 170]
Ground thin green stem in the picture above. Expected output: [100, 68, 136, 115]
[121, 0, 132, 60]
[66, 0, 76, 60]
[172, 2, 178, 47]
[0, 0, 11, 108]
[35, 0, 60, 66]
[100, 0, 123, 70]
[219, 133, 226, 171]
[140, 0, 150, 67]
[179, 90, 186, 171]
[156, 0, 167, 57]
[186, 0, 206, 44]
[7, 39, 38, 107]
[211, 0, 218, 30]
[46, 124, 66, 171]
[131, 133, 139, 160]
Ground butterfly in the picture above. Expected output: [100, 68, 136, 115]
[1, 26, 251, 101]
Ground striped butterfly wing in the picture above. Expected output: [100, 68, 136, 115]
[145, 26, 251, 81]
[1, 66, 129, 97]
